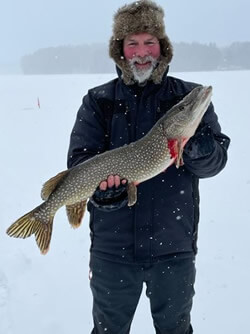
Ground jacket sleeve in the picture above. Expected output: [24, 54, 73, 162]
[67, 91, 128, 212]
[67, 92, 107, 169]
[183, 102, 230, 178]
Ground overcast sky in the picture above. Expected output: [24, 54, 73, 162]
[0, 0, 249, 63]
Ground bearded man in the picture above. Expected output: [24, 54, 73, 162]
[67, 1, 230, 333]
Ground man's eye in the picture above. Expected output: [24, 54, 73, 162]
[145, 41, 156, 46]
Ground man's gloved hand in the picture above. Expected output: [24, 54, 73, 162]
[89, 175, 128, 211]
[184, 123, 215, 160]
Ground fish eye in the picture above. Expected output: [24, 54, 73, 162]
[179, 106, 185, 111]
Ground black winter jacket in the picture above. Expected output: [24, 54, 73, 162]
[67, 69, 230, 263]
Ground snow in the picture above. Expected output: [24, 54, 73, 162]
[0, 71, 249, 333]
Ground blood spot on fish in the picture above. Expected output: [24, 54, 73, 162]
[167, 139, 178, 159]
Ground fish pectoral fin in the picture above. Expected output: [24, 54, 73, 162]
[175, 139, 184, 168]
[127, 182, 137, 207]
[175, 138, 189, 168]
[41, 170, 69, 200]
[6, 204, 54, 255]
[66, 200, 87, 229]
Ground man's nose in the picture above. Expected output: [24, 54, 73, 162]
[135, 45, 150, 57]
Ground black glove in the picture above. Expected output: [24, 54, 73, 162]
[89, 182, 128, 211]
[184, 124, 215, 160]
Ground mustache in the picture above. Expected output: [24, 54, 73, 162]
[129, 55, 158, 65]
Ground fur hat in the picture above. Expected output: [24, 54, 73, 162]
[109, 0, 173, 85]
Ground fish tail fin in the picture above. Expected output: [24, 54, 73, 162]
[66, 200, 87, 229]
[6, 203, 54, 255]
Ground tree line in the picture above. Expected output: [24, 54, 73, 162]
[20, 42, 250, 74]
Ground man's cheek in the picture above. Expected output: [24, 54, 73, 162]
[123, 47, 135, 60]
[150, 45, 161, 59]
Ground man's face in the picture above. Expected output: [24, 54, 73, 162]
[123, 33, 161, 84]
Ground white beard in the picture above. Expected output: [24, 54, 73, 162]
[128, 56, 158, 84]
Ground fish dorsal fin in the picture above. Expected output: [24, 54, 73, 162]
[41, 170, 68, 200]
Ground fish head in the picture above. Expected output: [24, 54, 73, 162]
[161, 85, 213, 140]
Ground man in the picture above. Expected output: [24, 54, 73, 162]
[67, 1, 230, 333]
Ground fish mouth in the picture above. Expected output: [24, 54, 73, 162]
[202, 85, 212, 101]
[188, 85, 213, 115]
[176, 85, 213, 138]
[187, 85, 213, 130]
[197, 85, 213, 104]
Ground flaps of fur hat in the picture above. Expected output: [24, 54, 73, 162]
[109, 0, 173, 85]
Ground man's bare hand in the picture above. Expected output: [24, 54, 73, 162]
[99, 175, 127, 191]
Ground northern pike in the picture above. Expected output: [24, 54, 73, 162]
[6, 85, 212, 254]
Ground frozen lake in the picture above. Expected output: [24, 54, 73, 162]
[0, 70, 249, 333]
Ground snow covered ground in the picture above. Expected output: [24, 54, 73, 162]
[0, 70, 249, 333]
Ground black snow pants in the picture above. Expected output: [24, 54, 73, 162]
[89, 254, 196, 334]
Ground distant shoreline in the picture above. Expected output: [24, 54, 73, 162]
[2, 41, 249, 75]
